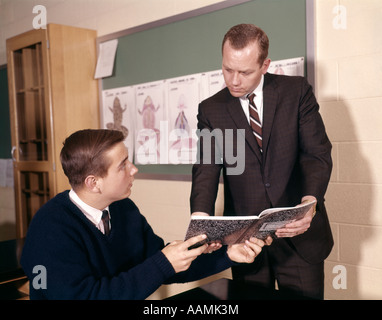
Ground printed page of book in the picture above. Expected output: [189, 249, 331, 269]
[185, 200, 316, 245]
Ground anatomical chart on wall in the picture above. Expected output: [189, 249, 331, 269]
[134, 80, 166, 165]
[166, 74, 200, 164]
[102, 86, 135, 159]
[268, 57, 305, 76]
[206, 69, 226, 98]
[101, 56, 304, 166]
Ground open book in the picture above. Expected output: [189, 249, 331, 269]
[185, 200, 316, 246]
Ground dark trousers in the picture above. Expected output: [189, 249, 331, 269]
[231, 238, 325, 300]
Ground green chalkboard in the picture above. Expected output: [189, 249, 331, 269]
[99, 0, 309, 178]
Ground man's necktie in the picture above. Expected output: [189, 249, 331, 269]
[247, 93, 262, 151]
[101, 210, 111, 235]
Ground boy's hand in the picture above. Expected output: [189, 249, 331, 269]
[162, 234, 208, 273]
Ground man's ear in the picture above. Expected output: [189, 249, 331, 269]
[261, 58, 271, 74]
[84, 175, 101, 193]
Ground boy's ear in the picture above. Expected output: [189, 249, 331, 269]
[84, 175, 100, 193]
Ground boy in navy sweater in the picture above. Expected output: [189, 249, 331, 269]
[21, 129, 269, 299]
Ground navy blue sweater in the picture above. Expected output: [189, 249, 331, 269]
[21, 191, 233, 299]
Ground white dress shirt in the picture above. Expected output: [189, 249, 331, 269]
[239, 74, 264, 125]
[69, 189, 110, 234]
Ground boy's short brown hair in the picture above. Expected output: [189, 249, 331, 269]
[60, 129, 125, 190]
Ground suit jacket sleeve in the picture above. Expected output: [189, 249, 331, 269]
[297, 77, 332, 202]
[190, 101, 223, 215]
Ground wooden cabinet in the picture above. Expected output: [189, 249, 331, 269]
[6, 24, 99, 238]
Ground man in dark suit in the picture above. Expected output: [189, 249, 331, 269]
[190, 24, 333, 299]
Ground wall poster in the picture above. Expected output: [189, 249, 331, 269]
[101, 57, 304, 165]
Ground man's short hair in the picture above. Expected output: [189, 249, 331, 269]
[222, 23, 269, 64]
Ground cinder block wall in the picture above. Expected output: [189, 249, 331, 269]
[316, 0, 382, 299]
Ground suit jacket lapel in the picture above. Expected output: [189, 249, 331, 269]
[262, 73, 278, 160]
[225, 91, 262, 162]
